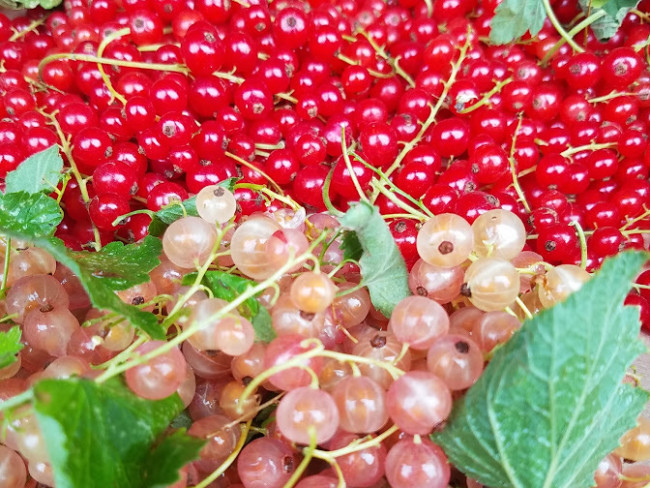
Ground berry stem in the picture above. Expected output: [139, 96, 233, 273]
[313, 424, 400, 461]
[96, 27, 131, 105]
[541, 10, 607, 64]
[0, 388, 33, 413]
[570, 220, 588, 271]
[561, 142, 617, 157]
[193, 419, 253, 488]
[341, 128, 370, 204]
[542, 0, 585, 54]
[323, 168, 345, 218]
[0, 238, 10, 297]
[515, 296, 533, 320]
[38, 52, 190, 77]
[284, 428, 317, 488]
[391, 56, 415, 88]
[225, 151, 284, 194]
[459, 77, 513, 114]
[234, 182, 301, 211]
[9, 17, 45, 42]
[507, 115, 531, 213]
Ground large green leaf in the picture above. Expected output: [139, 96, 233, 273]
[34, 237, 164, 339]
[489, 0, 547, 45]
[433, 252, 649, 488]
[67, 236, 162, 291]
[0, 192, 62, 239]
[338, 202, 410, 317]
[4, 145, 64, 195]
[34, 378, 204, 488]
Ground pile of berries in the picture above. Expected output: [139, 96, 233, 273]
[1, 0, 650, 486]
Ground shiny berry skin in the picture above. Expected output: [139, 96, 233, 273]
[150, 76, 188, 115]
[395, 161, 435, 199]
[264, 149, 300, 185]
[358, 122, 399, 168]
[430, 117, 470, 158]
[93, 161, 139, 197]
[331, 156, 372, 200]
[601, 47, 643, 89]
[292, 165, 332, 210]
[157, 111, 196, 147]
[234, 79, 273, 121]
[146, 181, 189, 211]
[71, 127, 113, 169]
[89, 193, 131, 231]
[390, 219, 419, 270]
[469, 143, 509, 184]
[536, 223, 578, 264]
[128, 9, 164, 46]
[180, 23, 225, 76]
[589, 227, 624, 258]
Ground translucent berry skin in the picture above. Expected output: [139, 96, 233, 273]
[0, 445, 27, 488]
[417, 213, 474, 268]
[388, 296, 450, 350]
[463, 258, 520, 312]
[276, 387, 340, 445]
[330, 375, 388, 434]
[237, 437, 297, 488]
[162, 216, 218, 269]
[426, 334, 484, 390]
[125, 341, 187, 400]
[384, 437, 451, 488]
[386, 371, 452, 435]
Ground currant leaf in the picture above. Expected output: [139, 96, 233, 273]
[0, 0, 62, 9]
[0, 326, 23, 370]
[339, 201, 410, 317]
[432, 251, 649, 488]
[578, 0, 640, 40]
[4, 145, 64, 195]
[33, 378, 203, 488]
[33, 237, 164, 339]
[66, 235, 162, 291]
[340, 231, 363, 262]
[0, 192, 63, 239]
[489, 0, 547, 45]
[184, 270, 276, 343]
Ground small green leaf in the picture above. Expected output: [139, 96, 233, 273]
[33, 378, 202, 488]
[340, 231, 363, 262]
[578, 0, 640, 40]
[34, 237, 164, 339]
[143, 430, 205, 488]
[186, 270, 276, 343]
[0, 326, 23, 370]
[170, 410, 193, 430]
[489, 0, 547, 45]
[339, 202, 410, 317]
[0, 0, 62, 9]
[67, 236, 162, 291]
[5, 145, 64, 195]
[433, 251, 649, 488]
[0, 192, 62, 238]
[148, 177, 241, 236]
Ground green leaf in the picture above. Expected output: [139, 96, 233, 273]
[187, 270, 276, 343]
[66, 236, 162, 291]
[34, 237, 164, 339]
[0, 192, 62, 238]
[4, 145, 64, 195]
[489, 0, 547, 45]
[170, 410, 193, 430]
[340, 231, 363, 262]
[433, 251, 649, 488]
[0, 326, 23, 370]
[578, 0, 640, 40]
[338, 202, 410, 317]
[143, 430, 205, 488]
[0, 0, 62, 9]
[33, 378, 203, 488]
[148, 177, 241, 237]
